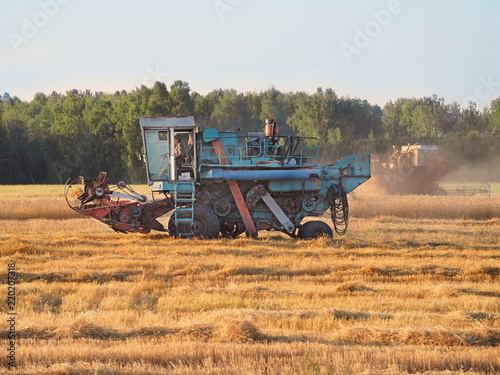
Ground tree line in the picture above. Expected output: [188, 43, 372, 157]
[1, 80, 500, 184]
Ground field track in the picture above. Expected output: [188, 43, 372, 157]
[0, 185, 499, 374]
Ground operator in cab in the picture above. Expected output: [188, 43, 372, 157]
[174, 135, 186, 167]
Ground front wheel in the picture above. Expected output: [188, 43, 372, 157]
[299, 221, 333, 239]
[168, 203, 220, 238]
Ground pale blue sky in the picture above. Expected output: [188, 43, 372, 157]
[2, 0, 500, 109]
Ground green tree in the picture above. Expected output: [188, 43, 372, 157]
[410, 96, 446, 141]
[460, 102, 487, 134]
[0, 99, 9, 181]
[335, 98, 382, 139]
[260, 88, 295, 136]
[288, 88, 338, 144]
[489, 97, 500, 134]
[381, 100, 403, 140]
[443, 101, 461, 133]
[169, 80, 193, 116]
[210, 89, 249, 132]
[193, 89, 223, 128]
[82, 93, 123, 179]
[148, 81, 169, 116]
[1, 97, 36, 183]
[243, 92, 262, 132]
[111, 88, 146, 182]
[2, 82, 499, 184]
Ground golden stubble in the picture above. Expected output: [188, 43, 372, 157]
[0, 186, 499, 374]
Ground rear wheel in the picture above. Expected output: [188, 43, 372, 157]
[299, 221, 333, 239]
[168, 203, 220, 238]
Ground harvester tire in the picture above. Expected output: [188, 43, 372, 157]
[168, 203, 220, 239]
[299, 221, 333, 239]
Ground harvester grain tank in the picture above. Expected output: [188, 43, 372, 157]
[65, 117, 371, 239]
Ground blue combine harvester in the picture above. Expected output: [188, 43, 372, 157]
[65, 116, 371, 239]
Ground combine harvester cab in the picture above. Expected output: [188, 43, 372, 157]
[66, 117, 371, 239]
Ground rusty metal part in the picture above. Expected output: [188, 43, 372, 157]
[64, 174, 174, 234]
[442, 181, 491, 197]
[302, 198, 315, 212]
[282, 196, 299, 214]
[211, 138, 257, 237]
[227, 180, 257, 237]
[245, 185, 295, 233]
[245, 186, 262, 209]
[78, 171, 111, 204]
[196, 189, 211, 205]
[213, 198, 231, 216]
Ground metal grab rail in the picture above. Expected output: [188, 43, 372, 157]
[199, 135, 319, 167]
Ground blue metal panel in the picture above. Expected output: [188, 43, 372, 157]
[201, 169, 322, 180]
[151, 181, 175, 192]
[219, 133, 239, 160]
[203, 128, 219, 142]
[332, 155, 371, 177]
[341, 177, 371, 194]
[267, 179, 321, 192]
[319, 154, 371, 195]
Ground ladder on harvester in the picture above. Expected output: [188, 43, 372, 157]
[173, 180, 196, 237]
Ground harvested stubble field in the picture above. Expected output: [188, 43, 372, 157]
[0, 185, 499, 374]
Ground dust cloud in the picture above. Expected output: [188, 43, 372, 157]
[442, 158, 500, 183]
[355, 158, 498, 197]
[354, 175, 388, 196]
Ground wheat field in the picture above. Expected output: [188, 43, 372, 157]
[0, 185, 499, 374]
